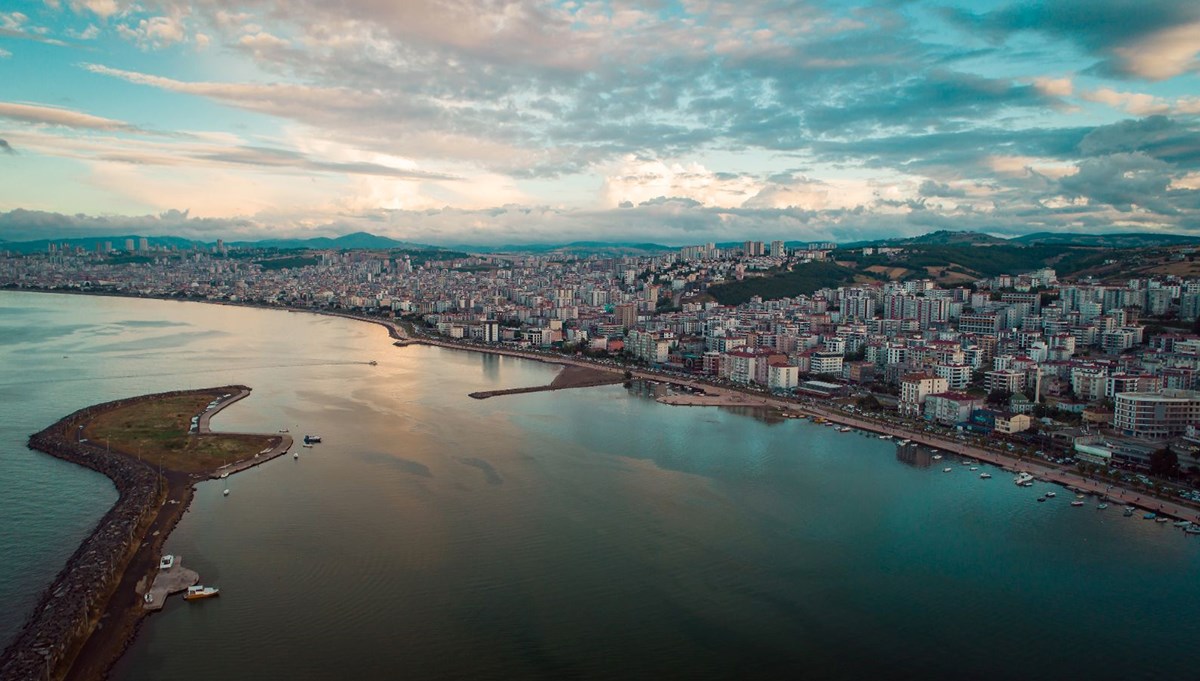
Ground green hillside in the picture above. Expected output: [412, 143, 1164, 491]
[708, 261, 857, 305]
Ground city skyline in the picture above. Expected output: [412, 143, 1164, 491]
[1, 0, 1199, 244]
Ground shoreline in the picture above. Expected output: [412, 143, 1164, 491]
[0, 385, 278, 681]
[9, 287, 1200, 520]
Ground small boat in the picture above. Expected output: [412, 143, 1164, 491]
[1014, 472, 1034, 486]
[220, 472, 229, 479]
[1038, 497, 1046, 503]
[943, 467, 952, 473]
[1123, 507, 1135, 517]
[304, 435, 322, 444]
[929, 449, 938, 454]
[183, 585, 220, 601]
[1044, 491, 1056, 498]
[1174, 520, 1192, 528]
[293, 452, 299, 459]
[932, 454, 943, 460]
[1186, 526, 1200, 535]
[1156, 517, 1170, 524]
[838, 427, 852, 433]
[979, 472, 992, 479]
[369, 360, 378, 366]
[1097, 503, 1109, 510]
[302, 443, 313, 448]
[223, 488, 230, 496]
[1144, 513, 1157, 520]
[278, 428, 289, 433]
[969, 467, 979, 471]
[159, 555, 174, 570]
[1071, 500, 1084, 507]
[144, 593, 153, 604]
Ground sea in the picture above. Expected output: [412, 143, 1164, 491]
[1, 290, 1198, 681]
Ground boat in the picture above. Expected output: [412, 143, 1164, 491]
[932, 454, 943, 460]
[369, 360, 378, 366]
[898, 440, 911, 446]
[1037, 497, 1046, 502]
[929, 449, 938, 454]
[304, 435, 322, 444]
[1144, 512, 1157, 520]
[223, 488, 230, 496]
[1186, 526, 1200, 535]
[1071, 500, 1084, 507]
[1097, 503, 1109, 510]
[159, 555, 174, 570]
[1044, 491, 1056, 498]
[1014, 472, 1035, 486]
[1156, 517, 1170, 524]
[183, 585, 220, 601]
[1173, 520, 1191, 528]
[979, 472, 992, 479]
[219, 471, 229, 479]
[278, 428, 289, 433]
[838, 427, 852, 433]
[293, 452, 299, 459]
[1123, 508, 1135, 517]
[969, 466, 979, 471]
[942, 467, 952, 473]
[302, 443, 313, 448]
[144, 593, 153, 604]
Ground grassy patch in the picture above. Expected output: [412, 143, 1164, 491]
[82, 391, 276, 473]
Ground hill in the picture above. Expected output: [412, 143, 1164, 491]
[230, 231, 435, 250]
[1011, 232, 1200, 247]
[707, 261, 858, 305]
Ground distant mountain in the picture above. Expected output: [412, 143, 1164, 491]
[841, 230, 1008, 249]
[1011, 232, 1200, 247]
[230, 231, 435, 251]
[459, 241, 675, 256]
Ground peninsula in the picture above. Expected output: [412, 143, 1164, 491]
[0, 386, 287, 681]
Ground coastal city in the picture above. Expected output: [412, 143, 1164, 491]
[6, 235, 1200, 517]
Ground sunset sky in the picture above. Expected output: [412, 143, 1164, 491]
[1, 0, 1199, 245]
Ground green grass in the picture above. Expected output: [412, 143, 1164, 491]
[82, 391, 276, 473]
[708, 261, 858, 305]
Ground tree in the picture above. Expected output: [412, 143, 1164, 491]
[1149, 447, 1179, 479]
[856, 394, 881, 411]
[986, 389, 1012, 405]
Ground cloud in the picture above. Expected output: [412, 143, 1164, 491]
[0, 138, 15, 154]
[117, 16, 186, 50]
[948, 0, 1200, 80]
[0, 101, 142, 132]
[1059, 152, 1179, 214]
[1082, 88, 1200, 116]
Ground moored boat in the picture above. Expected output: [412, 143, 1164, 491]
[1097, 503, 1108, 510]
[184, 585, 220, 601]
[1070, 500, 1084, 507]
[304, 435, 322, 444]
[942, 467, 952, 473]
[979, 472, 992, 479]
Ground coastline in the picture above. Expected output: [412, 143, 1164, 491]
[9, 287, 1199, 521]
[0, 385, 279, 681]
[9, 287, 1200, 520]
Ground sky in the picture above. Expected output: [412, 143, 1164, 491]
[0, 0, 1199, 246]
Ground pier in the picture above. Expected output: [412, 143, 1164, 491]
[140, 557, 199, 612]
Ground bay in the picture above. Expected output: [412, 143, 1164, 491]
[1, 291, 1197, 681]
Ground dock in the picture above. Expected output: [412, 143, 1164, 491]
[141, 556, 199, 611]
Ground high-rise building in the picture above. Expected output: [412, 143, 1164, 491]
[138, 237, 149, 252]
[770, 240, 786, 257]
[615, 303, 638, 329]
[124, 238, 135, 252]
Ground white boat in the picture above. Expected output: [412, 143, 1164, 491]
[943, 467, 952, 473]
[220, 472, 229, 479]
[302, 443, 314, 448]
[969, 467, 979, 471]
[1044, 491, 1056, 498]
[293, 452, 299, 459]
[1174, 520, 1192, 528]
[1071, 500, 1084, 507]
[1014, 472, 1035, 486]
[223, 488, 230, 496]
[932, 454, 943, 460]
[278, 428, 289, 433]
[979, 472, 992, 479]
[159, 555, 174, 570]
[184, 585, 220, 601]
[1097, 503, 1109, 510]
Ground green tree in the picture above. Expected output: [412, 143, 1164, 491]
[1150, 447, 1180, 479]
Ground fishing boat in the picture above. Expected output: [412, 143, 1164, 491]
[183, 585, 220, 601]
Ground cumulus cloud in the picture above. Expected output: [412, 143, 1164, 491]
[117, 16, 187, 50]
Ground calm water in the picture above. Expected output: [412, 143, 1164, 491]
[2, 291, 1198, 680]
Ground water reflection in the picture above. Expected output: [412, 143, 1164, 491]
[896, 443, 932, 468]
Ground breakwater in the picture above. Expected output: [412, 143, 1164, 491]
[0, 386, 247, 681]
